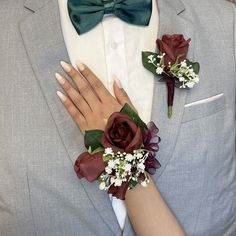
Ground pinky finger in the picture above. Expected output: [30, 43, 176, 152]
[57, 91, 87, 133]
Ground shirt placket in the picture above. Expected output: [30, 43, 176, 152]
[102, 17, 129, 93]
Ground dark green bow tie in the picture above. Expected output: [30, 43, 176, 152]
[67, 0, 152, 35]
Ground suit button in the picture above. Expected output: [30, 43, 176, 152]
[111, 42, 118, 49]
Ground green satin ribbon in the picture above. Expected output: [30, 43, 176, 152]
[68, 0, 152, 35]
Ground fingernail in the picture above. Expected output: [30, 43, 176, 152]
[55, 73, 65, 85]
[57, 91, 67, 102]
[60, 61, 71, 72]
[76, 60, 85, 71]
[113, 76, 123, 89]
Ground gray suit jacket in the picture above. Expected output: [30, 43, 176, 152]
[0, 0, 235, 235]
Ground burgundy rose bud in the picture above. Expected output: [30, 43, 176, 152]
[108, 181, 130, 200]
[74, 151, 105, 182]
[156, 34, 191, 66]
[102, 112, 143, 154]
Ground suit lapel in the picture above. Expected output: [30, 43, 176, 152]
[20, 0, 121, 235]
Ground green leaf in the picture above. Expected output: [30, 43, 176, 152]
[121, 103, 147, 130]
[102, 155, 110, 163]
[142, 51, 160, 75]
[84, 130, 104, 153]
[89, 146, 104, 155]
[186, 59, 200, 74]
[129, 180, 138, 189]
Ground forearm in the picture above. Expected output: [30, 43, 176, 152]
[125, 175, 185, 236]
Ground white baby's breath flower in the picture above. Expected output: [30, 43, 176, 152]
[157, 53, 165, 59]
[108, 160, 116, 169]
[104, 147, 113, 155]
[188, 68, 194, 75]
[110, 177, 115, 184]
[126, 154, 134, 162]
[179, 77, 185, 82]
[114, 159, 120, 165]
[156, 67, 164, 75]
[141, 181, 148, 187]
[147, 55, 156, 63]
[124, 163, 132, 172]
[136, 153, 143, 159]
[105, 166, 112, 174]
[148, 55, 154, 60]
[186, 81, 195, 88]
[114, 178, 123, 187]
[180, 60, 187, 68]
[137, 162, 145, 171]
[99, 182, 106, 190]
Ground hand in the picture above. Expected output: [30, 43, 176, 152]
[56, 61, 135, 133]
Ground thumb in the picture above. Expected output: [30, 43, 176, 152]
[113, 77, 137, 113]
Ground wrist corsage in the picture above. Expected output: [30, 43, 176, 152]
[142, 34, 200, 118]
[74, 104, 161, 200]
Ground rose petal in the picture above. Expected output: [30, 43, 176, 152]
[125, 127, 142, 153]
[74, 151, 105, 182]
[102, 112, 142, 153]
[108, 181, 129, 200]
[156, 34, 191, 66]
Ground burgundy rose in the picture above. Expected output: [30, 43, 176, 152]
[108, 181, 129, 200]
[142, 122, 161, 174]
[156, 34, 191, 66]
[74, 151, 105, 182]
[102, 112, 142, 153]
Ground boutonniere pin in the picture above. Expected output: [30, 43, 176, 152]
[142, 34, 200, 118]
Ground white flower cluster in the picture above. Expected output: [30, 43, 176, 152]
[171, 60, 200, 89]
[147, 53, 200, 89]
[99, 148, 150, 191]
[148, 54, 165, 75]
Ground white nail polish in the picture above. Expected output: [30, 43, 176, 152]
[113, 76, 123, 89]
[55, 73, 65, 85]
[76, 60, 85, 71]
[57, 91, 67, 102]
[60, 61, 71, 72]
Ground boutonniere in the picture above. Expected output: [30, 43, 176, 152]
[142, 34, 200, 118]
[74, 104, 161, 200]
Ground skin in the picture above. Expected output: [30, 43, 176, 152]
[56, 61, 185, 236]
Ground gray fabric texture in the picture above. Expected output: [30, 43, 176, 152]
[0, 0, 235, 235]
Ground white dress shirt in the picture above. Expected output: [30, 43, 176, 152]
[58, 0, 159, 230]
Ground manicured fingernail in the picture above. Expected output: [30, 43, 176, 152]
[76, 60, 85, 71]
[55, 73, 65, 85]
[57, 91, 67, 102]
[60, 61, 71, 72]
[113, 76, 123, 89]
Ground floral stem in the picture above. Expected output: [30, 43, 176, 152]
[168, 106, 172, 118]
[165, 77, 175, 119]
